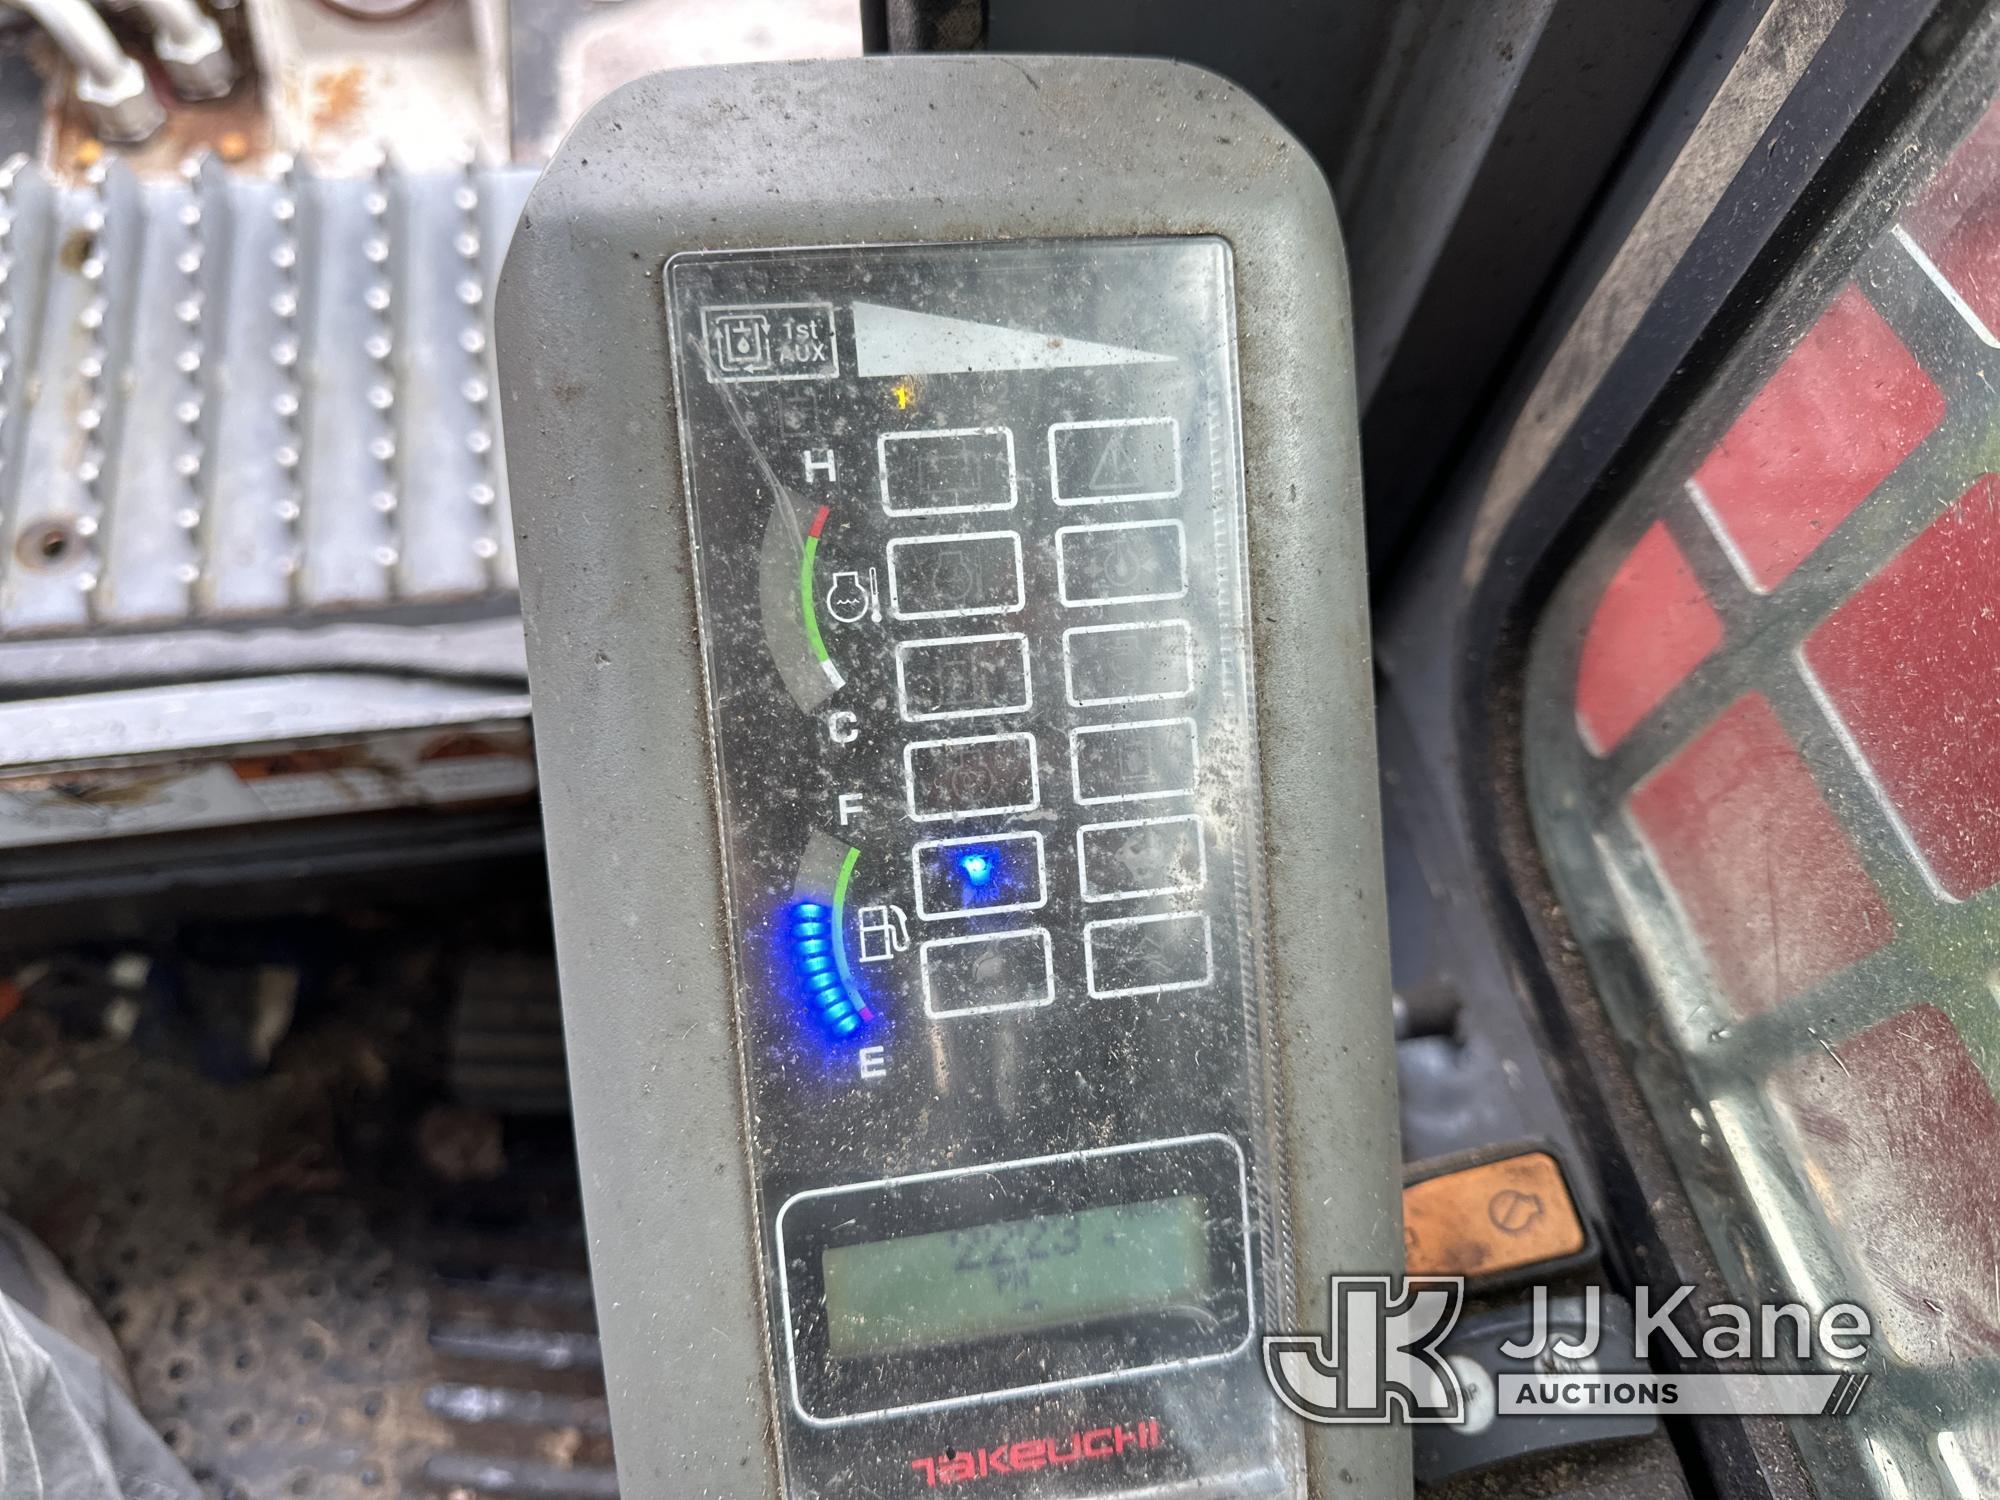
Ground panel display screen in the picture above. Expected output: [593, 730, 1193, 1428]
[666, 239, 1293, 1490]
[775, 1133, 1252, 1421]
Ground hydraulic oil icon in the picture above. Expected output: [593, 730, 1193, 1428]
[699, 302, 840, 382]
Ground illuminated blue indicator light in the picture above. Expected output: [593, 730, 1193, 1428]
[958, 851, 996, 887]
[787, 900, 869, 1039]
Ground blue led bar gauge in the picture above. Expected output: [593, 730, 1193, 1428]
[786, 835, 874, 1039]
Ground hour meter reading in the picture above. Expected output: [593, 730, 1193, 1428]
[498, 56, 1404, 1500]
[818, 1190, 1216, 1361]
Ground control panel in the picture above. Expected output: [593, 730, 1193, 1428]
[498, 55, 1404, 1500]
[669, 239, 1281, 1488]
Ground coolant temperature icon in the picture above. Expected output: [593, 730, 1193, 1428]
[825, 568, 881, 625]
[856, 903, 910, 963]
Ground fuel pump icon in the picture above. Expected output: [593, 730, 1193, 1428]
[825, 568, 881, 625]
[855, 902, 910, 963]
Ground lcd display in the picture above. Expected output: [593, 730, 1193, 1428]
[822, 1194, 1212, 1359]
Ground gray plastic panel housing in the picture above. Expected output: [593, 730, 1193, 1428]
[496, 55, 1404, 1499]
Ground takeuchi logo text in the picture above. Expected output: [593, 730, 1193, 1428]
[907, 1418, 1164, 1487]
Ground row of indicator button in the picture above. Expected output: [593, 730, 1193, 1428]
[877, 418, 1182, 517]
[882, 521, 1189, 621]
[909, 814, 1207, 921]
[881, 440, 1049, 1020]
[918, 912, 1215, 1016]
[900, 720, 1200, 820]
[902, 726, 1213, 1018]
[892, 626, 1196, 724]
[884, 412, 1205, 1020]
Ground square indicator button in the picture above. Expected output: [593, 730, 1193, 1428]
[1085, 911, 1213, 998]
[896, 634, 1032, 722]
[912, 831, 1047, 920]
[921, 928, 1055, 1018]
[1064, 621, 1195, 707]
[1049, 418, 1182, 505]
[879, 427, 1018, 516]
[905, 732, 1041, 822]
[887, 532, 1025, 619]
[1070, 719, 1199, 806]
[1056, 520, 1189, 607]
[1077, 815, 1207, 902]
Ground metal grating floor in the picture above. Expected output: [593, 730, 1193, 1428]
[0, 939, 613, 1500]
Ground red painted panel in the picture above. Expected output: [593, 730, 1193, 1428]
[1769, 1003, 2000, 1364]
[1906, 94, 2000, 333]
[1574, 522, 1725, 755]
[1627, 694, 1893, 1017]
[1805, 474, 2000, 900]
[1690, 287, 1943, 590]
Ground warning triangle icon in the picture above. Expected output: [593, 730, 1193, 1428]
[1089, 429, 1147, 493]
[852, 301, 1173, 377]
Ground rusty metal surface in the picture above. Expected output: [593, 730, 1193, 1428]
[0, 944, 615, 1499]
